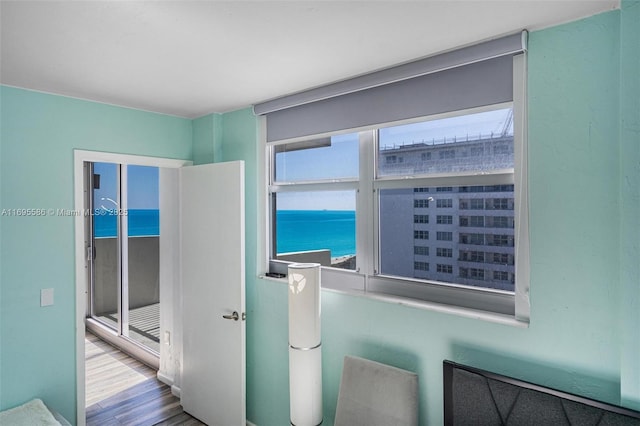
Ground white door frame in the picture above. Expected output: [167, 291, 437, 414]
[73, 150, 191, 426]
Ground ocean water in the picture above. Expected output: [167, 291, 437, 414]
[94, 209, 159, 238]
[276, 210, 356, 258]
[95, 209, 357, 259]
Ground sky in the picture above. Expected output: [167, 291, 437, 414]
[93, 163, 159, 210]
[275, 107, 513, 211]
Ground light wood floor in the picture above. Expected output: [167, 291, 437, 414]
[85, 331, 205, 426]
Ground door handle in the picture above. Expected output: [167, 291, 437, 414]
[223, 311, 239, 321]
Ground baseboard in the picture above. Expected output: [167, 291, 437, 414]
[156, 371, 174, 387]
[171, 384, 181, 398]
[247, 421, 257, 426]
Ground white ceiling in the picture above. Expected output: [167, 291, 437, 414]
[0, 1, 619, 118]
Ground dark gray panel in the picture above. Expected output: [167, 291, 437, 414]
[452, 369, 502, 425]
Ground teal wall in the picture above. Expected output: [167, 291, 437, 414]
[0, 87, 192, 422]
[233, 7, 639, 426]
[1, 3, 638, 426]
[192, 113, 223, 165]
[619, 0, 640, 410]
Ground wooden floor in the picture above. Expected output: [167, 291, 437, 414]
[85, 331, 205, 426]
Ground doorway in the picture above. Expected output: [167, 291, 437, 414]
[74, 150, 190, 426]
[88, 161, 161, 355]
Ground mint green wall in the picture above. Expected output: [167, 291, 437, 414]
[619, 0, 640, 410]
[192, 113, 222, 165]
[0, 86, 192, 422]
[0, 4, 637, 425]
[229, 8, 638, 426]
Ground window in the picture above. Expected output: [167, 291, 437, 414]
[437, 215, 453, 225]
[414, 246, 429, 256]
[437, 264, 453, 274]
[439, 150, 455, 159]
[487, 216, 512, 228]
[460, 216, 484, 227]
[460, 233, 484, 245]
[437, 199, 453, 208]
[414, 261, 430, 271]
[470, 268, 486, 280]
[437, 231, 453, 241]
[460, 250, 485, 263]
[414, 214, 429, 224]
[414, 230, 429, 240]
[414, 199, 430, 208]
[263, 33, 529, 320]
[437, 248, 453, 258]
[470, 147, 484, 156]
[270, 133, 359, 271]
[493, 271, 509, 281]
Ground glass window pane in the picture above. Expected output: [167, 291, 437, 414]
[275, 191, 356, 270]
[379, 185, 515, 291]
[274, 133, 359, 183]
[378, 107, 514, 177]
[92, 162, 119, 330]
[126, 165, 160, 353]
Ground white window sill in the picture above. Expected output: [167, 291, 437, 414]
[258, 274, 528, 328]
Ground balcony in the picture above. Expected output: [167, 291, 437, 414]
[93, 236, 160, 353]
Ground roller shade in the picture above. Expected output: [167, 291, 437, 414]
[254, 31, 527, 143]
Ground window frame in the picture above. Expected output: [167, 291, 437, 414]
[265, 54, 529, 324]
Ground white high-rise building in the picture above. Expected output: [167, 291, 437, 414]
[379, 134, 515, 291]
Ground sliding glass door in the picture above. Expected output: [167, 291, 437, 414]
[89, 162, 160, 354]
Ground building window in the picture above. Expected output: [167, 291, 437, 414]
[470, 268, 485, 280]
[414, 214, 429, 224]
[437, 199, 453, 208]
[436, 187, 453, 192]
[493, 144, 511, 155]
[439, 150, 455, 159]
[460, 250, 485, 263]
[493, 271, 509, 281]
[491, 252, 514, 265]
[437, 264, 453, 274]
[414, 261, 430, 271]
[460, 215, 485, 227]
[487, 216, 512, 228]
[414, 246, 429, 256]
[460, 233, 484, 245]
[437, 231, 453, 241]
[414, 199, 430, 208]
[487, 234, 514, 247]
[414, 230, 429, 240]
[487, 198, 513, 210]
[437, 215, 453, 225]
[470, 147, 484, 156]
[437, 248, 453, 258]
[421, 152, 431, 161]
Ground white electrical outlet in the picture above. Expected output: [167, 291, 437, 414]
[164, 330, 171, 345]
[41, 288, 54, 307]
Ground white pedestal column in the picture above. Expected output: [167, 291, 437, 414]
[288, 263, 322, 426]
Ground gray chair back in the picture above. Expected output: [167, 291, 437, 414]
[334, 355, 419, 426]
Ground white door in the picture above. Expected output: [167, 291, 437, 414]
[180, 161, 246, 426]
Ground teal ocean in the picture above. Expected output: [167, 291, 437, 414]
[95, 209, 357, 259]
[94, 209, 159, 238]
[277, 210, 356, 258]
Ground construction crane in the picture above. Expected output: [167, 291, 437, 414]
[500, 108, 514, 137]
